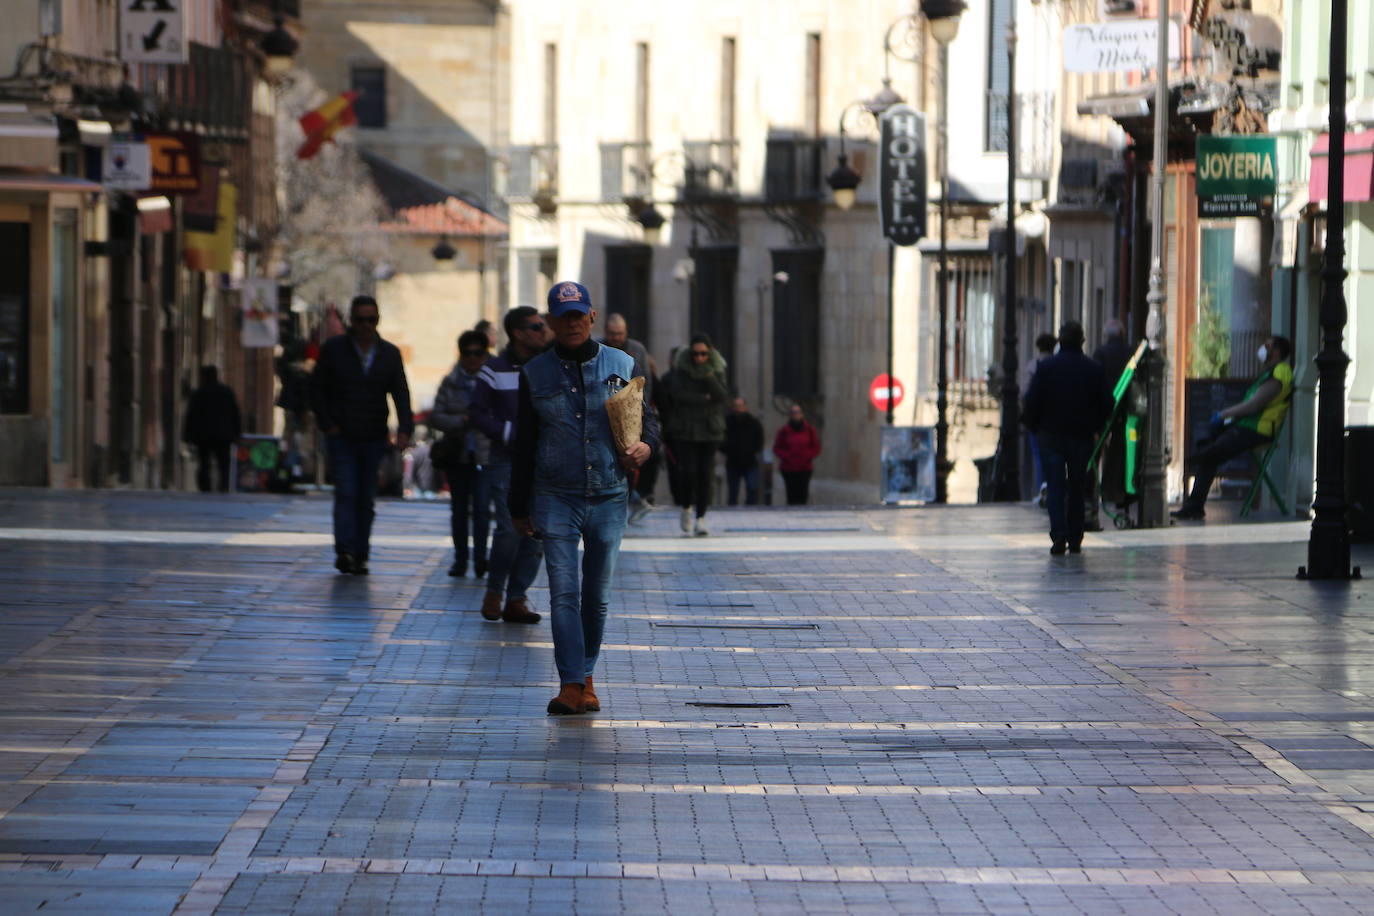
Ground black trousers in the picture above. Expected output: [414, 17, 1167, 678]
[676, 441, 717, 517]
[1183, 425, 1270, 509]
[196, 441, 232, 493]
[781, 470, 812, 505]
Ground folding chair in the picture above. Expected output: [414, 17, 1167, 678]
[1239, 419, 1288, 517]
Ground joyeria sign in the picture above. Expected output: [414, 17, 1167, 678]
[878, 104, 927, 247]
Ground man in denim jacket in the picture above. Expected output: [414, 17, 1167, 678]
[510, 281, 659, 715]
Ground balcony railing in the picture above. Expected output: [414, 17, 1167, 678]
[763, 137, 825, 203]
[681, 140, 739, 200]
[505, 145, 558, 200]
[985, 91, 1055, 181]
[600, 141, 651, 203]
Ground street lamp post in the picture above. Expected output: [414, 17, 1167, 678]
[991, 4, 1020, 502]
[1139, 0, 1171, 528]
[923, 0, 963, 503]
[1302, 0, 1354, 580]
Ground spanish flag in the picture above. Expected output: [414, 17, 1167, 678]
[296, 91, 358, 160]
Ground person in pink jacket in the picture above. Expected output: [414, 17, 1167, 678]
[772, 403, 821, 505]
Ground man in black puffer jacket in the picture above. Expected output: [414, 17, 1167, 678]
[310, 295, 414, 575]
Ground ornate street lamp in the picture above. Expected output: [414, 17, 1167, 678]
[825, 155, 861, 211]
[922, 0, 964, 503]
[633, 201, 666, 245]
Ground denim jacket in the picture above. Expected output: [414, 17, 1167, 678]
[523, 344, 635, 495]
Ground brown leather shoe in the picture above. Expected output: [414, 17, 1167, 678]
[582, 675, 600, 712]
[502, 597, 541, 624]
[547, 683, 585, 715]
[480, 590, 503, 621]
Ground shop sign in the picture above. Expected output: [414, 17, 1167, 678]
[1196, 135, 1276, 217]
[145, 131, 200, 194]
[878, 104, 926, 247]
[1064, 20, 1181, 73]
[103, 135, 151, 190]
[121, 0, 187, 65]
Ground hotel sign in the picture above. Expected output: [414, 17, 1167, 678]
[878, 104, 926, 247]
[1196, 135, 1277, 217]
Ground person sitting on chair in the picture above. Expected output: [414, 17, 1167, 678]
[1172, 335, 1293, 521]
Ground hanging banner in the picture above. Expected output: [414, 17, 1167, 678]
[185, 181, 236, 272]
[1196, 135, 1277, 217]
[102, 135, 151, 190]
[878, 104, 927, 247]
[240, 279, 280, 348]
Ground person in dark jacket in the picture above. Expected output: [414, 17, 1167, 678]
[467, 306, 547, 623]
[309, 295, 414, 575]
[431, 330, 492, 578]
[773, 403, 822, 505]
[662, 334, 728, 536]
[1091, 319, 1132, 390]
[1022, 320, 1112, 555]
[182, 364, 241, 493]
[721, 397, 764, 505]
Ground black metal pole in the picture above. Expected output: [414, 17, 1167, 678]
[1303, 0, 1353, 580]
[993, 8, 1020, 501]
[935, 41, 951, 504]
[886, 242, 895, 426]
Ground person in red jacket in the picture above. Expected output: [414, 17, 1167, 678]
[772, 403, 821, 505]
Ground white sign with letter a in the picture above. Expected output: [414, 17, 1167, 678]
[121, 0, 187, 65]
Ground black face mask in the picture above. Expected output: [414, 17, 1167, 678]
[789, 419, 804, 430]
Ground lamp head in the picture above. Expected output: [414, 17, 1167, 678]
[864, 79, 905, 116]
[634, 202, 665, 244]
[920, 0, 966, 45]
[431, 236, 456, 261]
[825, 155, 862, 211]
[262, 17, 299, 75]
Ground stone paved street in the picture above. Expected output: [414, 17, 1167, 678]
[4, 490, 1374, 913]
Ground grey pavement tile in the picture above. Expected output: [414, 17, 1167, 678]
[0, 870, 195, 915]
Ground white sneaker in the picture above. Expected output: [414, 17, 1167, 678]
[694, 516, 710, 536]
[628, 503, 651, 525]
[679, 508, 692, 532]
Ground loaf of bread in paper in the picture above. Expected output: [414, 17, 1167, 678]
[605, 375, 645, 453]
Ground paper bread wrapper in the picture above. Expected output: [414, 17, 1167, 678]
[605, 376, 645, 453]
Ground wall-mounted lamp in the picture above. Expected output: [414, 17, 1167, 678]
[261, 2, 300, 77]
[431, 236, 456, 261]
[634, 202, 666, 245]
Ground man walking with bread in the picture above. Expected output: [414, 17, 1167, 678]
[510, 281, 658, 715]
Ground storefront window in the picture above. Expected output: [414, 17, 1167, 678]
[0, 222, 30, 415]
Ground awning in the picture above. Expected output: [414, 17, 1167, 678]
[137, 195, 173, 233]
[1309, 130, 1374, 203]
[0, 168, 102, 194]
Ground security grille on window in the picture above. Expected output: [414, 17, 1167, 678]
[351, 66, 386, 128]
[929, 254, 996, 386]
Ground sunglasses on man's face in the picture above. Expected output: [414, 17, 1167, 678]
[353, 315, 379, 324]
[461, 349, 486, 357]
[521, 322, 546, 333]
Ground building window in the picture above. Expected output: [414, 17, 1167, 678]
[804, 32, 821, 137]
[543, 43, 557, 144]
[0, 222, 31, 414]
[720, 37, 736, 140]
[986, 0, 1010, 152]
[929, 254, 996, 385]
[351, 65, 386, 128]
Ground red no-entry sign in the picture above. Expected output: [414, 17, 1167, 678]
[869, 374, 904, 411]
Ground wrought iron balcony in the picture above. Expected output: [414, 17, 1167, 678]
[505, 145, 559, 202]
[681, 140, 739, 201]
[600, 141, 652, 204]
[763, 137, 825, 203]
[985, 90, 1055, 182]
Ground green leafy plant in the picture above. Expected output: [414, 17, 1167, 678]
[1190, 286, 1231, 378]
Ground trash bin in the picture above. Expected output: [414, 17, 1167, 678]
[1347, 427, 1374, 542]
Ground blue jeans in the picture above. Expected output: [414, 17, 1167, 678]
[485, 461, 543, 599]
[1039, 432, 1093, 546]
[447, 464, 491, 561]
[726, 466, 760, 505]
[533, 488, 628, 684]
[327, 436, 387, 559]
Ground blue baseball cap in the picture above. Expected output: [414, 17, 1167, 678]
[547, 280, 593, 316]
